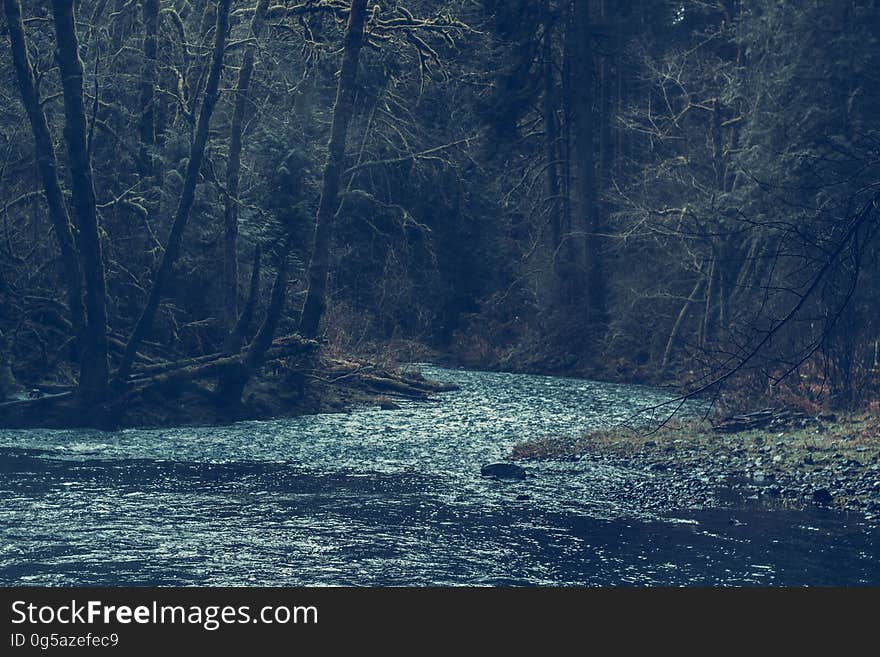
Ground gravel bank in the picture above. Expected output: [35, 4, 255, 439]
[510, 414, 880, 524]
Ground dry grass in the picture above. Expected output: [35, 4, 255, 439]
[510, 414, 880, 473]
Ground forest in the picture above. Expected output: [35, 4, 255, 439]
[0, 0, 878, 428]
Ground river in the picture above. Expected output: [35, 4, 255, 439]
[1, 365, 877, 586]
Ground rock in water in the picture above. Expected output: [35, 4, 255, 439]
[481, 463, 526, 480]
[813, 488, 833, 505]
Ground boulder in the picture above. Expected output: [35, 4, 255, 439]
[481, 463, 526, 480]
[813, 488, 833, 505]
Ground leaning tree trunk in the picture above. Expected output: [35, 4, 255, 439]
[223, 0, 271, 333]
[298, 0, 369, 338]
[710, 99, 743, 338]
[661, 275, 704, 370]
[700, 258, 716, 349]
[115, 0, 234, 384]
[3, 0, 86, 356]
[51, 0, 110, 401]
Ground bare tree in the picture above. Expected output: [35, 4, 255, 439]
[222, 0, 272, 334]
[3, 0, 86, 365]
[51, 0, 111, 400]
[115, 0, 235, 384]
[298, 0, 369, 338]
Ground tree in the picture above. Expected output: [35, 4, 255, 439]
[569, 0, 605, 325]
[51, 0, 111, 401]
[115, 0, 235, 384]
[298, 0, 369, 338]
[3, 0, 86, 368]
[222, 0, 271, 334]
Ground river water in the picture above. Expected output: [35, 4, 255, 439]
[1, 366, 877, 586]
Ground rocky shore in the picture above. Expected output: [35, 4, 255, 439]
[510, 413, 880, 525]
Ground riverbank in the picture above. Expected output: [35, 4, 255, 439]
[0, 353, 457, 430]
[510, 413, 880, 524]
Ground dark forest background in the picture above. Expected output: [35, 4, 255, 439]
[0, 0, 878, 422]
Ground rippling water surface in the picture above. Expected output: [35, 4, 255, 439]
[1, 366, 877, 586]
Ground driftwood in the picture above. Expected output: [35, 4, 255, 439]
[357, 373, 458, 397]
[712, 408, 810, 433]
[316, 359, 460, 399]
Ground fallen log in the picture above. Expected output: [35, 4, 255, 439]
[129, 352, 226, 379]
[356, 374, 435, 398]
[0, 391, 78, 429]
[130, 335, 317, 390]
[316, 358, 460, 397]
[0, 390, 74, 411]
[128, 334, 314, 382]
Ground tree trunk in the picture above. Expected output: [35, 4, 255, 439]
[223, 0, 271, 333]
[555, 6, 578, 305]
[298, 0, 369, 338]
[224, 244, 262, 354]
[51, 0, 110, 400]
[217, 237, 293, 406]
[3, 0, 86, 357]
[711, 99, 740, 334]
[598, 0, 615, 249]
[115, 0, 234, 384]
[701, 258, 716, 348]
[187, 1, 217, 118]
[138, 0, 160, 176]
[711, 99, 726, 193]
[661, 276, 704, 370]
[128, 334, 308, 383]
[570, 0, 606, 324]
[543, 22, 562, 254]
